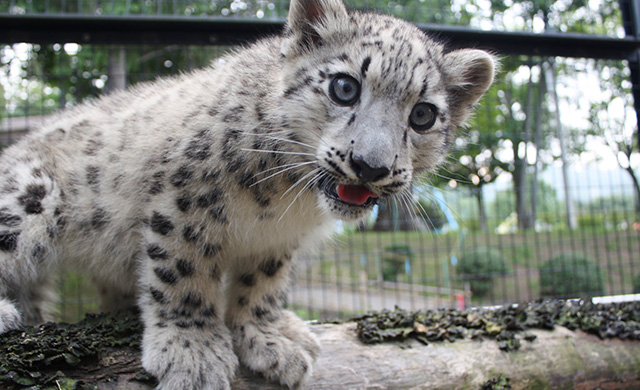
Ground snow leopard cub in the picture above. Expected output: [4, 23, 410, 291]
[0, 0, 495, 388]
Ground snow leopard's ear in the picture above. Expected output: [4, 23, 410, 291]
[441, 49, 497, 123]
[282, 0, 349, 56]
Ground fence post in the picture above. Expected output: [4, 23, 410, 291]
[620, 0, 640, 150]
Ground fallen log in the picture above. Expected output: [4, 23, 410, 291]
[1, 301, 639, 390]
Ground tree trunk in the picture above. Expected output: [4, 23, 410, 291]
[475, 185, 487, 231]
[7, 323, 640, 390]
[107, 47, 127, 93]
[546, 59, 578, 230]
[624, 165, 640, 214]
[531, 61, 547, 223]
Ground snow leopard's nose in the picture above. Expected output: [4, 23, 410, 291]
[350, 154, 391, 183]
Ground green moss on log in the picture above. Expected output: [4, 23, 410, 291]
[354, 300, 640, 351]
[0, 311, 142, 389]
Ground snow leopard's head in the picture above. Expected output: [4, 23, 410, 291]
[280, 0, 496, 221]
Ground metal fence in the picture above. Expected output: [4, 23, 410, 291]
[1, 0, 640, 322]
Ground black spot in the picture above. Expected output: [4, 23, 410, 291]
[181, 292, 203, 307]
[182, 225, 198, 242]
[347, 113, 356, 126]
[86, 166, 101, 192]
[184, 130, 212, 160]
[183, 340, 191, 348]
[147, 244, 169, 260]
[252, 188, 271, 208]
[209, 206, 228, 223]
[200, 305, 216, 317]
[0, 208, 21, 227]
[176, 321, 193, 329]
[176, 194, 193, 212]
[209, 264, 221, 281]
[237, 172, 255, 189]
[176, 259, 195, 277]
[31, 243, 45, 263]
[259, 258, 283, 277]
[253, 306, 270, 319]
[239, 273, 255, 287]
[84, 137, 104, 156]
[225, 158, 245, 174]
[170, 165, 193, 188]
[202, 170, 220, 182]
[18, 184, 47, 214]
[32, 168, 43, 178]
[264, 294, 277, 307]
[150, 212, 174, 235]
[237, 296, 248, 307]
[154, 267, 178, 285]
[220, 128, 242, 160]
[0, 231, 19, 252]
[361, 56, 372, 76]
[149, 171, 165, 195]
[202, 243, 221, 258]
[150, 287, 168, 304]
[91, 207, 109, 230]
[196, 189, 222, 208]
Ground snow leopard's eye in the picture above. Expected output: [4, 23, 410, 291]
[409, 103, 438, 132]
[329, 75, 360, 106]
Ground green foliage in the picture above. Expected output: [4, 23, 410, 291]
[539, 253, 604, 298]
[456, 247, 509, 298]
[577, 213, 605, 230]
[381, 244, 414, 282]
[488, 179, 562, 224]
[416, 198, 445, 231]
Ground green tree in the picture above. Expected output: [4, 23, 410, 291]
[587, 61, 640, 214]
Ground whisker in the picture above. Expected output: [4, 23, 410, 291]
[280, 168, 321, 199]
[256, 134, 318, 151]
[240, 148, 316, 157]
[278, 171, 324, 222]
[251, 161, 316, 187]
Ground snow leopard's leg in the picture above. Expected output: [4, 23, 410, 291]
[138, 218, 237, 390]
[226, 253, 320, 388]
[0, 159, 62, 332]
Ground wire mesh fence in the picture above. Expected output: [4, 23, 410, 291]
[1, 0, 639, 323]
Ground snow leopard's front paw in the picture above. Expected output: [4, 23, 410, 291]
[233, 310, 320, 388]
[142, 326, 238, 390]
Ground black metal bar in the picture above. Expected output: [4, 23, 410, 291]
[2, 14, 640, 60]
[619, 0, 640, 150]
[0, 14, 284, 46]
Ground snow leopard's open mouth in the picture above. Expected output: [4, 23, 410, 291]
[321, 180, 379, 208]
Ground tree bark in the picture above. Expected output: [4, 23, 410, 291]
[624, 165, 640, 214]
[474, 186, 487, 231]
[17, 323, 640, 390]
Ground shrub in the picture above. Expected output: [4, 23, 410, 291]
[539, 253, 604, 298]
[382, 244, 414, 281]
[457, 247, 509, 298]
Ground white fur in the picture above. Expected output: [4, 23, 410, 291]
[0, 0, 495, 388]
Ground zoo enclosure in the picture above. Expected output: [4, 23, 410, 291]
[1, 0, 640, 321]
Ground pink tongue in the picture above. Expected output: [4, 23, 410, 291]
[337, 184, 379, 206]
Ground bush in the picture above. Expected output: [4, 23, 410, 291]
[382, 244, 414, 281]
[456, 247, 509, 298]
[539, 253, 604, 298]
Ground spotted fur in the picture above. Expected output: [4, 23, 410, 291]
[0, 0, 495, 388]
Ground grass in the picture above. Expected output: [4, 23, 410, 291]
[53, 227, 640, 322]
